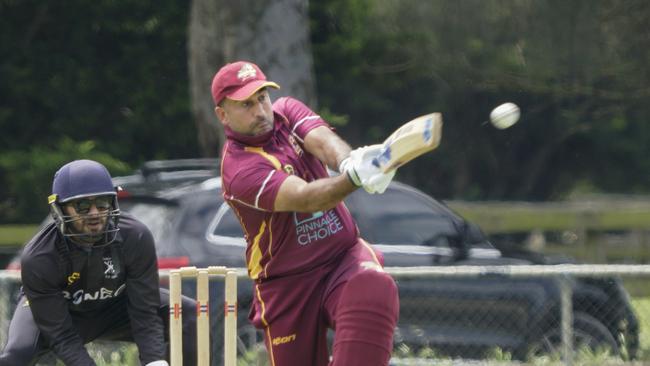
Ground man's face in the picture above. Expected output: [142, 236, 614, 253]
[62, 195, 112, 237]
[215, 89, 274, 136]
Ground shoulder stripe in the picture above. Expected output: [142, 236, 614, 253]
[255, 170, 276, 209]
[292, 115, 321, 134]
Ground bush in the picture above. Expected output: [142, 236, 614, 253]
[0, 138, 131, 223]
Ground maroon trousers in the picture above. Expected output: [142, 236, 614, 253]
[249, 240, 400, 366]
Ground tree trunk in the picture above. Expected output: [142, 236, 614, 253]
[188, 0, 315, 157]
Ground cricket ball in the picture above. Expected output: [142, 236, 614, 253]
[490, 102, 520, 130]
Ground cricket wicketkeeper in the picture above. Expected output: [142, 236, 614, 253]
[0, 159, 197, 366]
[212, 61, 400, 366]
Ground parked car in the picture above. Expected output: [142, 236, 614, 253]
[5, 160, 640, 362]
[118, 177, 639, 361]
[112, 158, 219, 195]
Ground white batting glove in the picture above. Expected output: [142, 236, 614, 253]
[339, 145, 396, 194]
[364, 167, 395, 194]
[145, 361, 169, 366]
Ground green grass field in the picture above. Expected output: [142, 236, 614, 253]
[3, 199, 650, 245]
[448, 200, 650, 233]
[0, 224, 38, 247]
[633, 297, 650, 360]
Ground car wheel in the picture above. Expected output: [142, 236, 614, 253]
[529, 312, 619, 358]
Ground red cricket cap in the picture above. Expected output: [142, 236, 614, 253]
[211, 61, 280, 105]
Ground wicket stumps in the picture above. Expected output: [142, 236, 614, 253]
[169, 266, 238, 366]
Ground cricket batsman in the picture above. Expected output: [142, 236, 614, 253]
[212, 61, 400, 366]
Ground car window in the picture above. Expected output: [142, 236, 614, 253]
[205, 184, 486, 249]
[176, 200, 221, 238]
[120, 202, 177, 245]
[345, 187, 459, 246]
[209, 202, 245, 238]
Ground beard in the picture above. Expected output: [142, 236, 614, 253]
[66, 215, 110, 246]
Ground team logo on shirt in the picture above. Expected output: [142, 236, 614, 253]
[103, 256, 118, 279]
[283, 164, 294, 175]
[294, 210, 344, 245]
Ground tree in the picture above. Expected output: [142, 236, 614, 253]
[188, 0, 316, 157]
[311, 0, 650, 200]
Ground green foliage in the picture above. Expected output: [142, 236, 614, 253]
[0, 138, 131, 223]
[236, 343, 268, 366]
[51, 342, 139, 366]
[3, 0, 650, 222]
[317, 106, 349, 127]
[486, 347, 513, 361]
[311, 0, 650, 201]
[0, 0, 197, 163]
[632, 297, 650, 361]
[0, 0, 196, 223]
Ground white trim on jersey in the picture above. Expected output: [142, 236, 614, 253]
[255, 170, 276, 209]
[228, 197, 269, 211]
[292, 115, 321, 134]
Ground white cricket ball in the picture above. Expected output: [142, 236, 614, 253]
[490, 102, 520, 129]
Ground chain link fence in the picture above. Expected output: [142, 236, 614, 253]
[387, 265, 650, 366]
[1, 265, 650, 366]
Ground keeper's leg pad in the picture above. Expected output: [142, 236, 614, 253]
[331, 269, 399, 366]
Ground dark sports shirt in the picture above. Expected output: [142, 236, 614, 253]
[20, 213, 165, 365]
[220, 97, 359, 281]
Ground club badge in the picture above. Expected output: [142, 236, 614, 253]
[103, 257, 118, 279]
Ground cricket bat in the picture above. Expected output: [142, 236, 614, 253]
[372, 113, 443, 173]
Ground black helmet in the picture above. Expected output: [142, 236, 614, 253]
[49, 160, 120, 246]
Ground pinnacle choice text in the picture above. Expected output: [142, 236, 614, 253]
[295, 210, 344, 246]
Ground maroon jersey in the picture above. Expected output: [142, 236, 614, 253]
[220, 97, 359, 281]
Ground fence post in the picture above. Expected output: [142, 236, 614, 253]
[559, 275, 573, 366]
[0, 277, 7, 349]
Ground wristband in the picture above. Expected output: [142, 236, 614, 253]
[338, 157, 362, 187]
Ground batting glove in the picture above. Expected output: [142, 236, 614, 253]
[339, 145, 396, 194]
[364, 167, 395, 194]
[145, 361, 169, 366]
